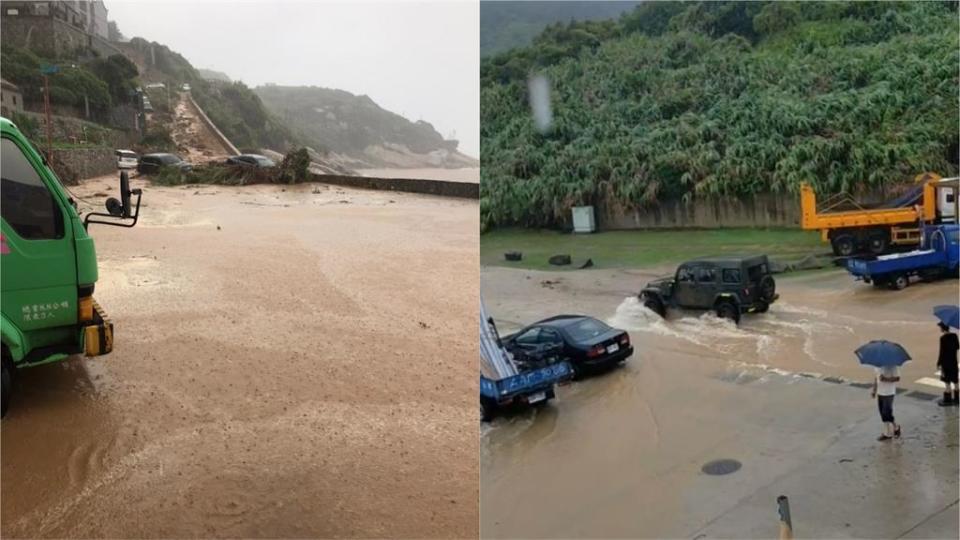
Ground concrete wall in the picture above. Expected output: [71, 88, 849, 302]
[186, 93, 240, 155]
[49, 146, 115, 185]
[309, 173, 479, 200]
[13, 109, 138, 149]
[1, 12, 122, 57]
[597, 189, 894, 230]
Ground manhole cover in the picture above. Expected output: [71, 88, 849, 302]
[702, 459, 742, 475]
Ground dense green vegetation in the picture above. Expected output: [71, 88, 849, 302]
[481, 228, 823, 270]
[0, 46, 136, 114]
[480, 1, 960, 230]
[480, 1, 640, 56]
[254, 85, 459, 158]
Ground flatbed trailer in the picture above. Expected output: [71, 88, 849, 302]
[846, 224, 959, 290]
[800, 173, 956, 256]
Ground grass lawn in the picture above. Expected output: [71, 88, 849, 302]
[481, 228, 827, 270]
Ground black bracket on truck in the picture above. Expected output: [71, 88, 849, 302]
[83, 171, 143, 229]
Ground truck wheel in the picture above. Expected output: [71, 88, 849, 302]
[831, 234, 856, 257]
[891, 274, 909, 290]
[1, 356, 12, 419]
[715, 301, 741, 324]
[480, 397, 497, 422]
[643, 297, 666, 318]
[867, 232, 888, 255]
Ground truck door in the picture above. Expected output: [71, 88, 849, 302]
[1, 136, 79, 338]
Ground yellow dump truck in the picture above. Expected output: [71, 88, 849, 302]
[801, 172, 957, 256]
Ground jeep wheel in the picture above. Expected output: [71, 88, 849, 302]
[759, 276, 776, 303]
[755, 301, 770, 313]
[716, 301, 741, 324]
[643, 297, 666, 318]
[831, 234, 856, 257]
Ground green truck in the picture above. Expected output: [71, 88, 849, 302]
[1, 116, 142, 417]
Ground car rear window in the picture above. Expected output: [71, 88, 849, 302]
[564, 318, 611, 341]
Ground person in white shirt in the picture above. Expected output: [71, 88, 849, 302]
[871, 365, 901, 441]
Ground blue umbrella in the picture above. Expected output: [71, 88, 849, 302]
[855, 340, 912, 368]
[933, 305, 959, 329]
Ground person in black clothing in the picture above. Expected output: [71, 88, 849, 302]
[937, 322, 959, 406]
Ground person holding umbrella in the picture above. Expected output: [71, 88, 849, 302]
[856, 340, 910, 441]
[934, 305, 959, 406]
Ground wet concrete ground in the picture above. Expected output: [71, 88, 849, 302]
[1, 176, 478, 538]
[481, 266, 959, 538]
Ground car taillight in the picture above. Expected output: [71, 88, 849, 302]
[743, 287, 750, 297]
[619, 334, 630, 345]
[587, 345, 604, 358]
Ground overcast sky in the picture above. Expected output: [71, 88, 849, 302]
[107, 0, 479, 158]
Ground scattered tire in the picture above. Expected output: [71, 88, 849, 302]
[643, 297, 666, 317]
[715, 301, 741, 324]
[548, 254, 571, 266]
[891, 274, 909, 290]
[831, 234, 856, 257]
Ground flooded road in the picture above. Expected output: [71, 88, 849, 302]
[481, 266, 959, 538]
[2, 175, 478, 538]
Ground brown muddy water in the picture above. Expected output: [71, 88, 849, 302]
[1, 175, 479, 538]
[480, 266, 959, 538]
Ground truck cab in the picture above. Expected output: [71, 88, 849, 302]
[1, 116, 139, 417]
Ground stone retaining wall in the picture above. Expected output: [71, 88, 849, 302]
[310, 173, 479, 200]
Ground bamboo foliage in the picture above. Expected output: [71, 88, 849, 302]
[480, 1, 959, 230]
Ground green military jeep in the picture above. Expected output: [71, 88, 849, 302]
[639, 255, 778, 324]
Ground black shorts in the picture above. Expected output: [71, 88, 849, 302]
[877, 395, 895, 423]
[941, 364, 958, 384]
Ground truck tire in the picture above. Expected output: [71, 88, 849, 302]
[867, 231, 889, 255]
[715, 301, 741, 324]
[1, 355, 12, 419]
[643, 297, 666, 318]
[480, 397, 497, 422]
[891, 274, 909, 290]
[831, 234, 856, 257]
[759, 276, 776, 303]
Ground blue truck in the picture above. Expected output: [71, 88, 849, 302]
[480, 362, 573, 421]
[846, 224, 959, 290]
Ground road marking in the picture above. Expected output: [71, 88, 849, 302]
[915, 377, 946, 389]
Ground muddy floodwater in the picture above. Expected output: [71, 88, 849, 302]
[481, 266, 959, 538]
[1, 175, 478, 538]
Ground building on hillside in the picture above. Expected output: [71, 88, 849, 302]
[1, 1, 114, 56]
[0, 79, 25, 118]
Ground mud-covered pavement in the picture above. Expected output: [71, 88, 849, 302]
[481, 265, 959, 538]
[1, 175, 478, 538]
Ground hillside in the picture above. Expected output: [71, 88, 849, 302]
[480, 1, 641, 56]
[255, 85, 478, 170]
[480, 1, 960, 230]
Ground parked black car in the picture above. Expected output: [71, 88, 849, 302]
[504, 315, 633, 377]
[138, 153, 193, 174]
[640, 255, 778, 324]
[226, 154, 276, 168]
